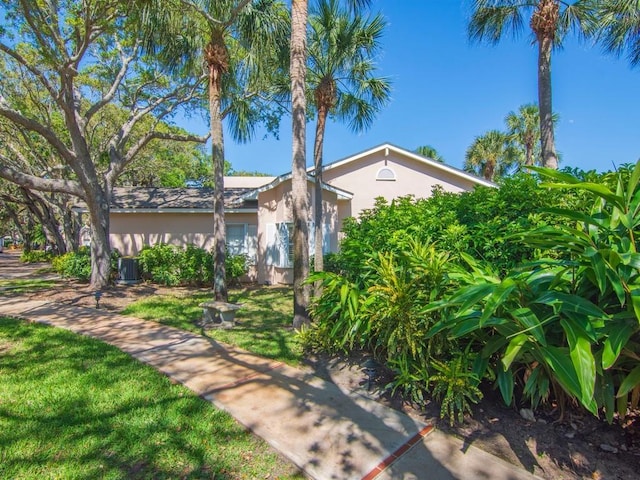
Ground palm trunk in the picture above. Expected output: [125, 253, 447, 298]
[537, 34, 557, 169]
[525, 139, 534, 166]
[209, 63, 228, 302]
[313, 104, 329, 273]
[291, 0, 310, 329]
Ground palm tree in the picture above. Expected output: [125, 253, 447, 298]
[415, 145, 445, 163]
[308, 0, 391, 273]
[595, 0, 640, 67]
[505, 103, 541, 167]
[140, 0, 288, 302]
[464, 130, 517, 181]
[505, 103, 559, 167]
[289, 0, 371, 328]
[469, 0, 594, 170]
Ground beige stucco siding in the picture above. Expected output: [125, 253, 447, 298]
[110, 212, 257, 256]
[255, 179, 339, 284]
[110, 212, 214, 256]
[323, 150, 478, 221]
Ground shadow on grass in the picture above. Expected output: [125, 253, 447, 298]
[121, 286, 302, 365]
[0, 317, 301, 480]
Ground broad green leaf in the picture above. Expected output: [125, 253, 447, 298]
[542, 346, 582, 400]
[450, 316, 508, 338]
[617, 365, 640, 398]
[626, 160, 640, 205]
[534, 291, 608, 320]
[602, 321, 635, 369]
[528, 166, 580, 183]
[569, 335, 596, 408]
[631, 288, 640, 324]
[618, 252, 640, 269]
[496, 367, 514, 406]
[511, 307, 546, 346]
[480, 277, 517, 326]
[502, 333, 528, 370]
[541, 181, 625, 211]
[585, 247, 607, 294]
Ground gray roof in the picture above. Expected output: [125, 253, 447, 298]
[108, 187, 256, 211]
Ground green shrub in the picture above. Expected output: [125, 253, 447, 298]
[52, 247, 91, 281]
[137, 244, 248, 287]
[20, 250, 53, 263]
[431, 162, 640, 422]
[226, 254, 248, 284]
[138, 244, 181, 286]
[308, 167, 636, 424]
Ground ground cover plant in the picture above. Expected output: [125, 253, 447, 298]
[306, 164, 640, 426]
[0, 317, 301, 479]
[122, 286, 302, 365]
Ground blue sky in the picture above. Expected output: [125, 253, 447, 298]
[180, 1, 640, 176]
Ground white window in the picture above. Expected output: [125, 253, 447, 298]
[376, 167, 396, 181]
[226, 224, 258, 263]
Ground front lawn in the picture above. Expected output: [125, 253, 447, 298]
[0, 278, 58, 294]
[0, 317, 302, 480]
[121, 286, 303, 365]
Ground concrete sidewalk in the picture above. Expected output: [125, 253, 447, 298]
[0, 296, 540, 480]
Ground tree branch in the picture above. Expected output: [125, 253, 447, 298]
[0, 100, 76, 164]
[0, 162, 84, 198]
[85, 40, 139, 123]
[0, 43, 60, 102]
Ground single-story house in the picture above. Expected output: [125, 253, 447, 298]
[104, 143, 494, 284]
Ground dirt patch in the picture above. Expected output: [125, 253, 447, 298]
[2, 259, 638, 479]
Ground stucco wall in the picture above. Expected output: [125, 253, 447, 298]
[323, 149, 479, 221]
[109, 211, 259, 281]
[255, 179, 339, 284]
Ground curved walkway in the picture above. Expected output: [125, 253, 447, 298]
[0, 296, 539, 480]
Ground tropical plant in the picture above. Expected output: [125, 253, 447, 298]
[415, 145, 445, 163]
[469, 0, 595, 169]
[139, 0, 289, 301]
[594, 0, 640, 67]
[308, 0, 391, 272]
[429, 161, 640, 421]
[505, 104, 560, 168]
[464, 130, 517, 181]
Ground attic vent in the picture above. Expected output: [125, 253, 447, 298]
[376, 167, 396, 181]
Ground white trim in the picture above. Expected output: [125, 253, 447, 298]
[309, 143, 496, 188]
[237, 173, 354, 202]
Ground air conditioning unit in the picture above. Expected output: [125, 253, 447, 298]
[117, 257, 140, 285]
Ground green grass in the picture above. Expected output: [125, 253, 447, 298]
[121, 286, 303, 365]
[0, 317, 302, 480]
[0, 278, 59, 294]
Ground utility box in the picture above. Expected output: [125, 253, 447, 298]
[117, 257, 140, 284]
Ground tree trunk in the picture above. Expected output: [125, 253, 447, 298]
[313, 104, 329, 273]
[208, 55, 228, 303]
[537, 34, 557, 169]
[525, 139, 534, 166]
[291, 0, 311, 329]
[86, 189, 112, 289]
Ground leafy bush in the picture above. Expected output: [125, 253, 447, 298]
[20, 250, 54, 263]
[137, 244, 248, 286]
[226, 254, 248, 284]
[431, 162, 640, 422]
[307, 166, 638, 424]
[52, 247, 91, 281]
